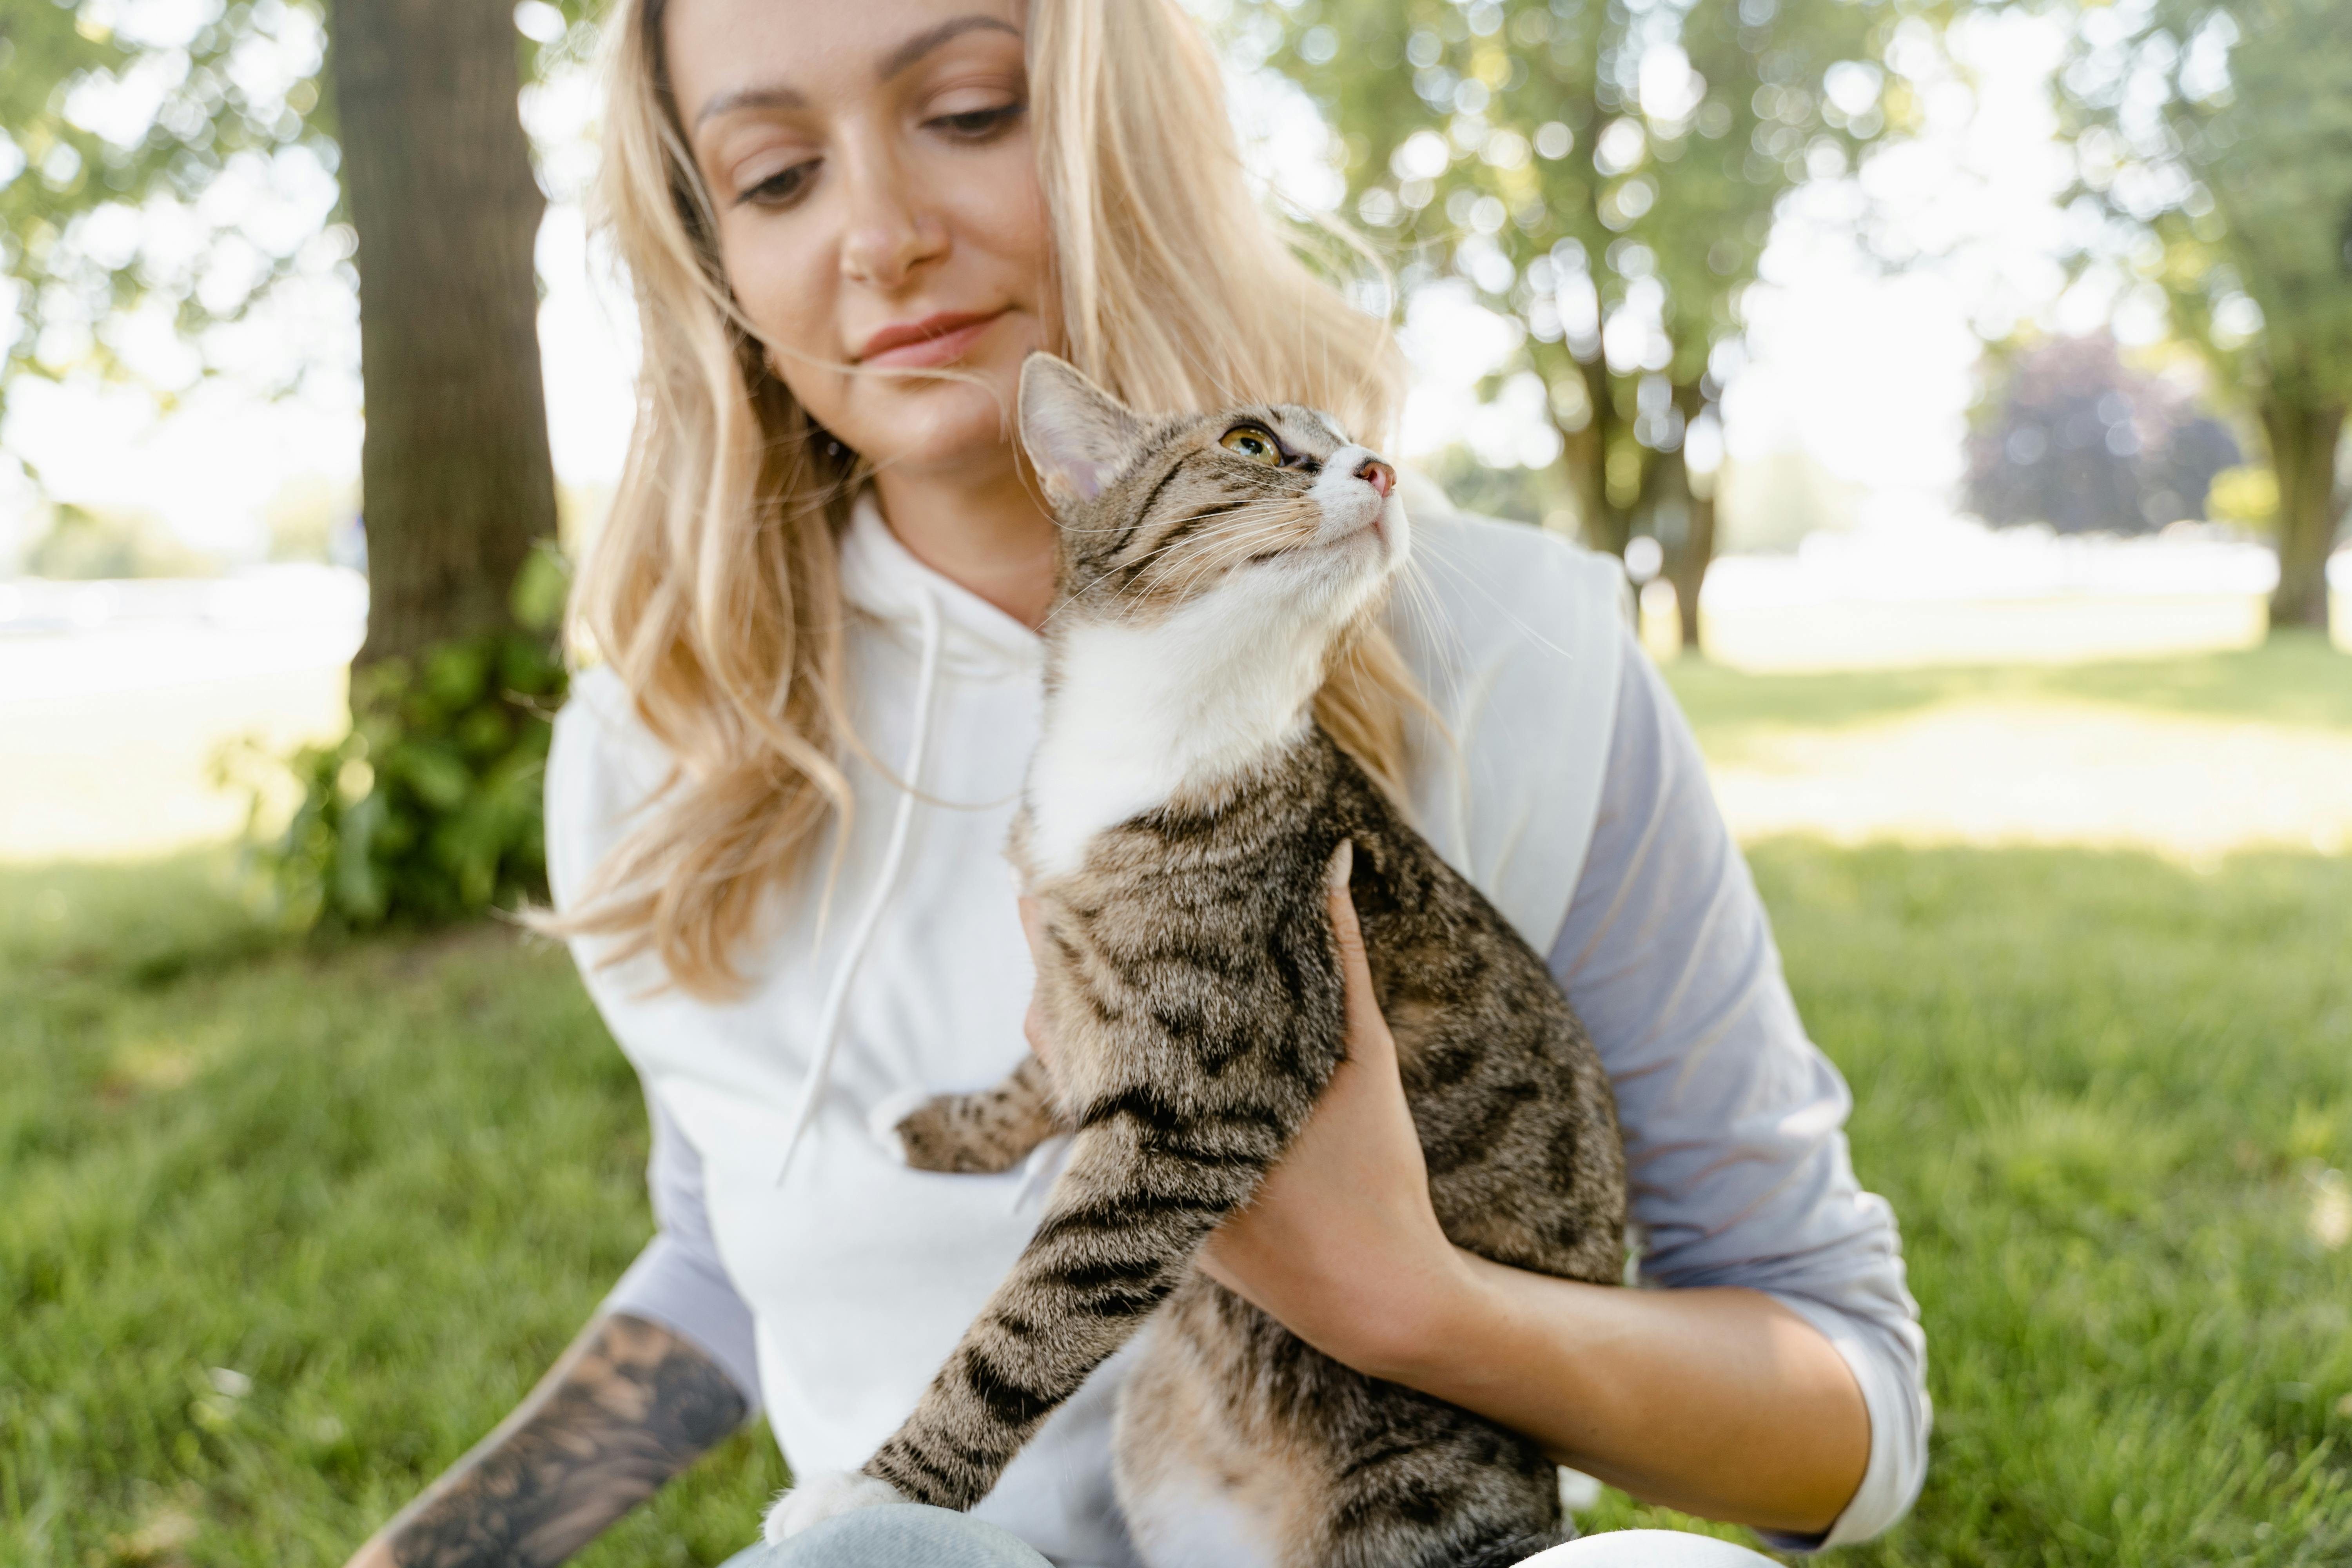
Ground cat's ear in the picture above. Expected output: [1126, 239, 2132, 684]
[1019, 354, 1146, 506]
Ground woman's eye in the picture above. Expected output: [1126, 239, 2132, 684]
[929, 102, 1024, 140]
[739, 161, 817, 209]
[1220, 426, 1283, 466]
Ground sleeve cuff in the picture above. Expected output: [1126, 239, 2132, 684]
[1753, 1290, 1931, 1550]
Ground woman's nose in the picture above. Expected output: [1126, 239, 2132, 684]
[839, 150, 946, 289]
[1355, 458, 1396, 498]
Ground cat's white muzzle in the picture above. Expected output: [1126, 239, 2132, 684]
[1307, 445, 1411, 572]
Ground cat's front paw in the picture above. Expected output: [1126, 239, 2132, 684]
[760, 1470, 909, 1544]
[870, 1087, 1024, 1174]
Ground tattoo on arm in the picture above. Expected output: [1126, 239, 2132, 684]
[383, 1314, 748, 1568]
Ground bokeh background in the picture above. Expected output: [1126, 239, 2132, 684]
[3, 0, 2348, 1561]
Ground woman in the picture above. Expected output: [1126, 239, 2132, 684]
[345, 1, 1927, 1564]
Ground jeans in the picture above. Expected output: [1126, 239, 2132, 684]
[721, 1510, 1779, 1567]
[720, 1506, 1052, 1567]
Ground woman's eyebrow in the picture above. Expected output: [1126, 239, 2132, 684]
[875, 15, 1022, 82]
[694, 83, 805, 129]
[692, 16, 1021, 131]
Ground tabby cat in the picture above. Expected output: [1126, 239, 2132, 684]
[763, 356, 1628, 1568]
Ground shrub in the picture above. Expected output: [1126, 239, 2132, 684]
[229, 547, 570, 928]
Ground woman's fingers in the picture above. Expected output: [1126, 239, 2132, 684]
[1018, 894, 1053, 1065]
[1324, 840, 1391, 1069]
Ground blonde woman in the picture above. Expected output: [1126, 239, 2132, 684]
[344, 2, 1927, 1564]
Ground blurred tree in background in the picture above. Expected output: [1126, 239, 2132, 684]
[0, 0, 335, 410]
[1, 0, 583, 661]
[1254, 0, 1922, 648]
[1965, 329, 2238, 534]
[330, 0, 556, 665]
[2053, 0, 2352, 634]
[4, 0, 600, 924]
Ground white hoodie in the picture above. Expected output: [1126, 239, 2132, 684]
[547, 493, 1927, 1560]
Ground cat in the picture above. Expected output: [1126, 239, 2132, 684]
[764, 355, 1628, 1568]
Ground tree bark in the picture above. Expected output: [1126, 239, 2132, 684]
[1668, 382, 1717, 653]
[2262, 396, 2346, 635]
[1672, 483, 1715, 653]
[331, 0, 556, 666]
[1555, 356, 1631, 558]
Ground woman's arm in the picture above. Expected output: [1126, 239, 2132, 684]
[1197, 631, 1927, 1545]
[343, 1312, 747, 1568]
[1195, 875, 1869, 1537]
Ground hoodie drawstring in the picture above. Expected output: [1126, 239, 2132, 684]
[775, 586, 945, 1184]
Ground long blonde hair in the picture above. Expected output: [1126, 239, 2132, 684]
[561, 0, 1421, 993]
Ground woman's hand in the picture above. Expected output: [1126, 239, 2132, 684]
[1020, 844, 1476, 1379]
[1191, 843, 1477, 1377]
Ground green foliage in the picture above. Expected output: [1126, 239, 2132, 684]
[0, 0, 337, 409]
[230, 546, 572, 929]
[0, 0, 604, 420]
[1418, 439, 1575, 523]
[2054, 0, 2352, 413]
[2207, 461, 2279, 531]
[1249, 0, 1921, 549]
[2053, 0, 2352, 630]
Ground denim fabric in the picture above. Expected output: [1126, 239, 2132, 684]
[719, 1514, 1779, 1568]
[720, 1505, 1054, 1568]
[1525, 1530, 1782, 1565]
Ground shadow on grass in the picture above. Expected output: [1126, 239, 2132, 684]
[0, 849, 288, 991]
[1664, 630, 2352, 745]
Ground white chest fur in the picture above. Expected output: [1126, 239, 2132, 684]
[1022, 594, 1323, 882]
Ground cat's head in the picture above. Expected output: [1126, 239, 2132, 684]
[1014, 354, 1409, 648]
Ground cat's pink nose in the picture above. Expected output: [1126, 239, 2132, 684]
[1356, 458, 1395, 498]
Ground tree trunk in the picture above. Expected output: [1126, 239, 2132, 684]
[1668, 382, 1717, 653]
[1672, 485, 1715, 653]
[1555, 357, 1632, 557]
[2262, 396, 2346, 634]
[332, 0, 556, 666]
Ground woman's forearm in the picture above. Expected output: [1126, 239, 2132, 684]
[345, 1313, 747, 1568]
[1370, 1259, 1870, 1539]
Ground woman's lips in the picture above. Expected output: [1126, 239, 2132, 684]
[856, 310, 1005, 369]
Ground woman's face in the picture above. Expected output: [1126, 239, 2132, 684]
[666, 0, 1049, 481]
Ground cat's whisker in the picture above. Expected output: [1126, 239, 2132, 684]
[1117, 508, 1307, 595]
[1408, 545, 1584, 661]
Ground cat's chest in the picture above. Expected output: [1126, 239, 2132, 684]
[1024, 616, 1328, 882]
[1020, 728, 1320, 884]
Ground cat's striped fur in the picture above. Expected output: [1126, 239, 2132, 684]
[766, 357, 1626, 1567]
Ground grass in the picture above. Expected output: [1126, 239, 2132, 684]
[1663, 630, 2352, 753]
[5, 715, 2351, 1562]
[0, 854, 783, 1567]
[1597, 843, 2352, 1564]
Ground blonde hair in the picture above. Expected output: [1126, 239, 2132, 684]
[560, 0, 1420, 993]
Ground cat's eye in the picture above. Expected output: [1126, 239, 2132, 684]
[1220, 426, 1284, 466]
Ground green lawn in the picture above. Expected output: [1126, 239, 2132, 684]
[1663, 630, 2352, 750]
[5, 719, 2351, 1561]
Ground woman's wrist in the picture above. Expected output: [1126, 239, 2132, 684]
[1338, 1243, 1511, 1390]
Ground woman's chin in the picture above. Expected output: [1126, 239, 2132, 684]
[848, 381, 1025, 483]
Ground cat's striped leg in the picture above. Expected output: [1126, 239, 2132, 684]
[858, 1087, 1302, 1511]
